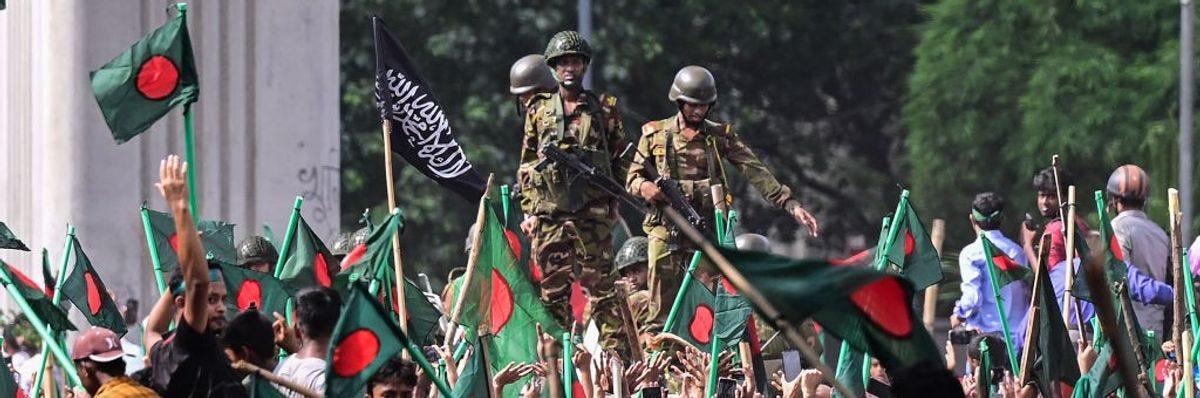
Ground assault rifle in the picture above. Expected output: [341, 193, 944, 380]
[534, 144, 707, 240]
[639, 156, 708, 249]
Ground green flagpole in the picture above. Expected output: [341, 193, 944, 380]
[31, 226, 77, 398]
[862, 194, 907, 385]
[273, 196, 304, 278]
[405, 338, 452, 396]
[0, 262, 82, 387]
[980, 233, 1021, 376]
[139, 206, 168, 295]
[706, 334, 722, 398]
[501, 185, 511, 226]
[663, 251, 704, 331]
[977, 339, 991, 398]
[182, 106, 198, 222]
[563, 332, 574, 398]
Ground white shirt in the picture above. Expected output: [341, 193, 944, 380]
[275, 354, 326, 398]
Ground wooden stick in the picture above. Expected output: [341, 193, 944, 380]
[381, 120, 409, 340]
[232, 361, 323, 398]
[923, 219, 945, 333]
[1018, 235, 1051, 385]
[1172, 187, 1186, 370]
[1063, 186, 1078, 331]
[1185, 330, 1196, 398]
[614, 281, 644, 363]
[442, 175, 495, 346]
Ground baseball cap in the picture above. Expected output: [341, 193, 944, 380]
[71, 327, 124, 362]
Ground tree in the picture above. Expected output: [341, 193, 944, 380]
[340, 0, 926, 283]
[904, 0, 1184, 250]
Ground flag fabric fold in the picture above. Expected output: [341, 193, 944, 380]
[145, 207, 236, 271]
[0, 260, 74, 332]
[372, 16, 486, 202]
[219, 264, 292, 318]
[883, 199, 943, 290]
[277, 215, 337, 289]
[89, 6, 199, 143]
[0, 222, 29, 251]
[61, 237, 127, 335]
[980, 234, 1031, 288]
[1028, 259, 1080, 397]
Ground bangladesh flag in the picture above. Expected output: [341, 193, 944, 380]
[0, 260, 74, 332]
[667, 277, 751, 352]
[0, 222, 29, 251]
[883, 199, 943, 290]
[360, 263, 443, 347]
[247, 374, 286, 398]
[62, 236, 127, 336]
[980, 234, 1030, 288]
[1028, 257, 1079, 398]
[1071, 208, 1127, 303]
[145, 207, 236, 271]
[473, 190, 564, 385]
[41, 249, 56, 299]
[89, 4, 198, 143]
[220, 263, 292, 318]
[338, 212, 402, 277]
[449, 338, 493, 398]
[325, 282, 410, 397]
[277, 215, 337, 289]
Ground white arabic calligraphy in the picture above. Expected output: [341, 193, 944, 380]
[376, 69, 473, 179]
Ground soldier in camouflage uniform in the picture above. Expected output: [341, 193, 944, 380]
[517, 31, 627, 346]
[626, 65, 820, 332]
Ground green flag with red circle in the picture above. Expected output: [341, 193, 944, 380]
[980, 234, 1030, 288]
[0, 259, 74, 333]
[145, 207, 237, 271]
[219, 263, 292, 318]
[325, 282, 410, 398]
[61, 236, 127, 336]
[883, 199, 943, 290]
[667, 277, 751, 352]
[89, 5, 198, 143]
[277, 215, 337, 289]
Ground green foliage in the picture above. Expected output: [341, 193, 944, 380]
[904, 0, 1188, 251]
[341, 0, 926, 283]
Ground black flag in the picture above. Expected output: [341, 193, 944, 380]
[372, 16, 486, 202]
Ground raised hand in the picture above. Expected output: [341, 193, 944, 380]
[157, 154, 190, 211]
[493, 362, 535, 389]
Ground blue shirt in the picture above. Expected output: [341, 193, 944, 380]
[954, 230, 1031, 347]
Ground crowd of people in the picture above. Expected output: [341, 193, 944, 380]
[2, 27, 1198, 398]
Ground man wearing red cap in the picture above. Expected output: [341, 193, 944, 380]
[71, 327, 159, 397]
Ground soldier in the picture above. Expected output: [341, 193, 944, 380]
[517, 31, 627, 344]
[509, 54, 558, 111]
[626, 66, 819, 332]
[615, 236, 655, 334]
[236, 236, 278, 274]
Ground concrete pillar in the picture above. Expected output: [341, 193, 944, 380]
[0, 0, 340, 313]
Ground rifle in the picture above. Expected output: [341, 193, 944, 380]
[638, 154, 708, 249]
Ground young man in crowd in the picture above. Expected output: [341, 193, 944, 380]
[365, 356, 418, 398]
[275, 287, 342, 398]
[144, 155, 246, 397]
[72, 327, 159, 397]
[952, 192, 1030, 353]
[1106, 164, 1172, 338]
[221, 308, 279, 385]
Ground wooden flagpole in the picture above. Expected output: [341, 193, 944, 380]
[442, 174, 494, 347]
[380, 120, 409, 339]
[1172, 188, 1186, 373]
[1063, 186, 1078, 332]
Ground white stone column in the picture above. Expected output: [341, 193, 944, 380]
[0, 0, 340, 314]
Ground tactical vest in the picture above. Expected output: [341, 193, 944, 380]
[526, 91, 618, 214]
[644, 118, 733, 211]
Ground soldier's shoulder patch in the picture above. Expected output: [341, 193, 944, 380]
[652, 147, 667, 156]
[601, 94, 618, 107]
[641, 121, 660, 136]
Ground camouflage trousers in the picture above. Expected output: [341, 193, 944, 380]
[644, 231, 712, 334]
[532, 206, 627, 352]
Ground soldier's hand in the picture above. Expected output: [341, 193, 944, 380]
[788, 203, 820, 237]
[639, 181, 665, 203]
[157, 154, 190, 211]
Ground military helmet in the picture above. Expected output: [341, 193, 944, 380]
[543, 31, 592, 65]
[330, 232, 353, 256]
[1107, 164, 1150, 201]
[668, 65, 717, 104]
[615, 236, 649, 270]
[350, 227, 369, 247]
[237, 236, 279, 266]
[735, 233, 771, 253]
[510, 54, 558, 95]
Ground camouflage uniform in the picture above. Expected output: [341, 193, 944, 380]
[626, 115, 802, 331]
[518, 78, 626, 345]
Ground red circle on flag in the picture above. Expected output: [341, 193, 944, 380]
[314, 253, 332, 287]
[237, 279, 263, 311]
[689, 304, 715, 344]
[332, 329, 381, 377]
[340, 244, 367, 273]
[903, 230, 916, 257]
[1109, 236, 1125, 262]
[849, 277, 912, 338]
[490, 269, 514, 334]
[136, 55, 180, 100]
[169, 233, 181, 255]
[85, 272, 103, 316]
[504, 230, 523, 260]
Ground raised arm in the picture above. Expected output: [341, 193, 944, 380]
[157, 154, 210, 333]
